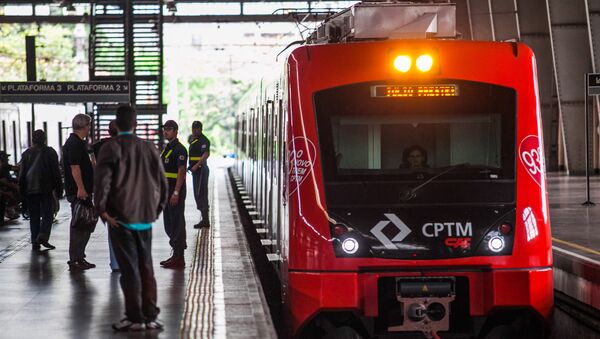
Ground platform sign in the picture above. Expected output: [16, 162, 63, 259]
[0, 81, 130, 103]
[588, 73, 600, 95]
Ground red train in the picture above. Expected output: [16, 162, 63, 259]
[234, 2, 552, 338]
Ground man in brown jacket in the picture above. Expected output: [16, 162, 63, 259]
[94, 105, 169, 331]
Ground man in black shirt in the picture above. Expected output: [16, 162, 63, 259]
[188, 121, 211, 228]
[159, 120, 187, 269]
[62, 113, 96, 271]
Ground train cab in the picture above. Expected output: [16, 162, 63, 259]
[235, 2, 552, 338]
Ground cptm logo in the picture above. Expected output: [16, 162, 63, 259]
[370, 214, 412, 250]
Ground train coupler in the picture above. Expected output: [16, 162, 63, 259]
[388, 277, 456, 336]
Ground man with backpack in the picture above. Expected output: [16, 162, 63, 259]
[19, 130, 63, 250]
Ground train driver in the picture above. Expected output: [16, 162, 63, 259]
[400, 144, 429, 170]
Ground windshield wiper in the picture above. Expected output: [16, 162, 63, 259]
[399, 163, 471, 202]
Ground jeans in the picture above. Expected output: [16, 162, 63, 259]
[109, 226, 159, 323]
[108, 233, 119, 270]
[27, 193, 54, 244]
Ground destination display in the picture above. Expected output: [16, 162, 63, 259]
[371, 84, 459, 98]
[0, 81, 130, 103]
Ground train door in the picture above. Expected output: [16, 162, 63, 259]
[275, 98, 284, 260]
[251, 107, 257, 201]
[240, 113, 247, 183]
[268, 99, 276, 242]
[259, 103, 265, 217]
[265, 100, 271, 235]
[256, 105, 261, 211]
[264, 100, 272, 228]
[241, 114, 246, 177]
[235, 117, 240, 173]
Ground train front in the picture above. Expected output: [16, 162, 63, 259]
[284, 3, 552, 339]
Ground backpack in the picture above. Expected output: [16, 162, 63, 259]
[24, 148, 46, 194]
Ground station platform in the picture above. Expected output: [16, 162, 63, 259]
[3, 166, 600, 339]
[549, 174, 600, 312]
[0, 165, 276, 339]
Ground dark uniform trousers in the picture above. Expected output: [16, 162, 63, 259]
[163, 186, 186, 256]
[192, 165, 209, 214]
[108, 226, 159, 323]
[67, 196, 93, 262]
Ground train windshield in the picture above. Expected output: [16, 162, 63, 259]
[314, 81, 516, 205]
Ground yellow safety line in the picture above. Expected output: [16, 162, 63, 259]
[180, 181, 214, 338]
[552, 237, 600, 257]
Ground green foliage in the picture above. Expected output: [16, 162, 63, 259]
[0, 23, 250, 157]
[168, 76, 251, 156]
[0, 23, 86, 81]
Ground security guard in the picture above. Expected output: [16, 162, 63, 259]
[159, 120, 187, 269]
[188, 121, 211, 228]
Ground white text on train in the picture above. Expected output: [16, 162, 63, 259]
[422, 222, 473, 238]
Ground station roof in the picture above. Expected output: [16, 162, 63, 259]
[1, 0, 358, 23]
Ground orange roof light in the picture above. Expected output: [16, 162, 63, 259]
[416, 54, 434, 72]
[393, 55, 412, 73]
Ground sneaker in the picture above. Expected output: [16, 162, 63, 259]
[40, 242, 56, 250]
[146, 319, 164, 330]
[81, 259, 96, 269]
[161, 256, 185, 269]
[198, 219, 210, 228]
[112, 318, 145, 332]
[193, 221, 202, 229]
[68, 261, 90, 271]
[160, 255, 174, 266]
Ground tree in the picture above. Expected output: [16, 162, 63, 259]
[0, 23, 87, 81]
[168, 76, 251, 155]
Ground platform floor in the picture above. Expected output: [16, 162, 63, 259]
[0, 165, 275, 339]
[3, 168, 600, 338]
[549, 174, 600, 260]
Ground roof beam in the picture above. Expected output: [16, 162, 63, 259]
[165, 12, 329, 23]
[0, 13, 328, 23]
[2, 0, 321, 3]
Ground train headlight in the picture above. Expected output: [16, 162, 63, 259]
[342, 237, 359, 254]
[488, 236, 505, 252]
[393, 55, 412, 73]
[416, 54, 433, 72]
